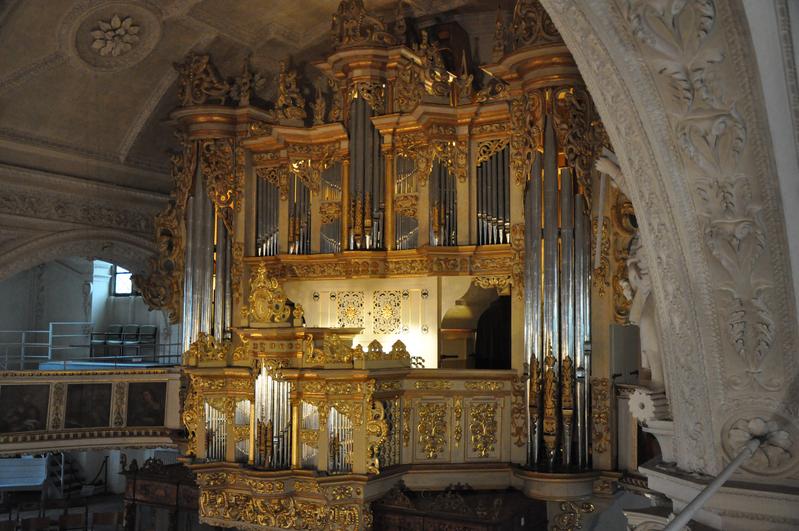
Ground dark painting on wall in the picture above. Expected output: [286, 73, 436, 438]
[0, 384, 49, 432]
[126, 382, 166, 426]
[65, 384, 111, 429]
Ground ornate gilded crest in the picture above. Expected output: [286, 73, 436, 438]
[247, 264, 292, 323]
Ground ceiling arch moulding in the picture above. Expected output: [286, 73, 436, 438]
[0, 229, 156, 283]
[0, 52, 67, 94]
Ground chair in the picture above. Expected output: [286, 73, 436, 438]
[136, 325, 158, 361]
[119, 325, 141, 358]
[100, 325, 124, 357]
[89, 512, 119, 531]
[21, 517, 53, 530]
[58, 513, 85, 531]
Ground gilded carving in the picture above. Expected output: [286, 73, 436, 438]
[414, 380, 451, 391]
[231, 242, 244, 304]
[331, 0, 395, 49]
[276, 61, 306, 121]
[477, 138, 510, 164]
[336, 291, 364, 328]
[453, 397, 463, 447]
[372, 290, 402, 334]
[305, 334, 355, 365]
[509, 0, 561, 49]
[402, 405, 411, 448]
[393, 61, 423, 113]
[542, 341, 557, 455]
[552, 501, 596, 531]
[246, 264, 291, 323]
[469, 402, 498, 458]
[464, 381, 504, 392]
[174, 53, 230, 106]
[351, 81, 385, 114]
[473, 275, 511, 295]
[182, 377, 202, 456]
[510, 376, 527, 447]
[319, 201, 342, 224]
[591, 217, 610, 295]
[49, 383, 65, 430]
[510, 223, 525, 299]
[201, 138, 240, 232]
[591, 377, 610, 454]
[612, 190, 635, 324]
[112, 382, 127, 427]
[394, 193, 418, 218]
[134, 136, 197, 323]
[366, 399, 388, 474]
[300, 429, 319, 449]
[184, 333, 227, 365]
[417, 402, 447, 459]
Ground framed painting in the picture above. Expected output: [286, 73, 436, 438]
[126, 382, 166, 426]
[0, 384, 49, 432]
[65, 383, 111, 429]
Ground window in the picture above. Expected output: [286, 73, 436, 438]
[112, 266, 136, 296]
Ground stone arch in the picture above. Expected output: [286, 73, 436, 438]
[0, 229, 156, 283]
[540, 0, 798, 479]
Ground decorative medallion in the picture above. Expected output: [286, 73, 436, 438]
[61, 1, 161, 72]
[372, 290, 402, 334]
[336, 291, 364, 328]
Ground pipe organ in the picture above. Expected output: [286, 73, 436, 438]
[134, 0, 619, 528]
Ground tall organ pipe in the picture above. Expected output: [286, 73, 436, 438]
[541, 113, 560, 467]
[560, 167, 575, 466]
[182, 155, 214, 352]
[524, 151, 543, 466]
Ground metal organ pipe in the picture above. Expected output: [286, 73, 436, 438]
[524, 111, 591, 470]
[524, 151, 543, 466]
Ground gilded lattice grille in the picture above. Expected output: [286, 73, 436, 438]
[372, 290, 402, 334]
[335, 291, 364, 328]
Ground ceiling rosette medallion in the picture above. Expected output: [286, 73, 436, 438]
[60, 1, 162, 72]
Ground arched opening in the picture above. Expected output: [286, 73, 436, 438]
[0, 257, 179, 369]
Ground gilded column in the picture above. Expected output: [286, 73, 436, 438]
[384, 152, 395, 250]
[341, 159, 351, 249]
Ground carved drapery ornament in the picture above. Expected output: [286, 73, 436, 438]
[174, 53, 230, 107]
[134, 137, 197, 324]
[201, 138, 242, 232]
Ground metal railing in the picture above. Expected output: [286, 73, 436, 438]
[0, 322, 182, 369]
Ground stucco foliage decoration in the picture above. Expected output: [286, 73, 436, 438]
[91, 15, 140, 57]
[626, 0, 777, 392]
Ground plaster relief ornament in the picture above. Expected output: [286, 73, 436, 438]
[91, 15, 139, 57]
[727, 417, 795, 473]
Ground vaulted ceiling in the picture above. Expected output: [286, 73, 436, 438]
[0, 0, 500, 194]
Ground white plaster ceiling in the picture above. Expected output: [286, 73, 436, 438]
[0, 0, 497, 194]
